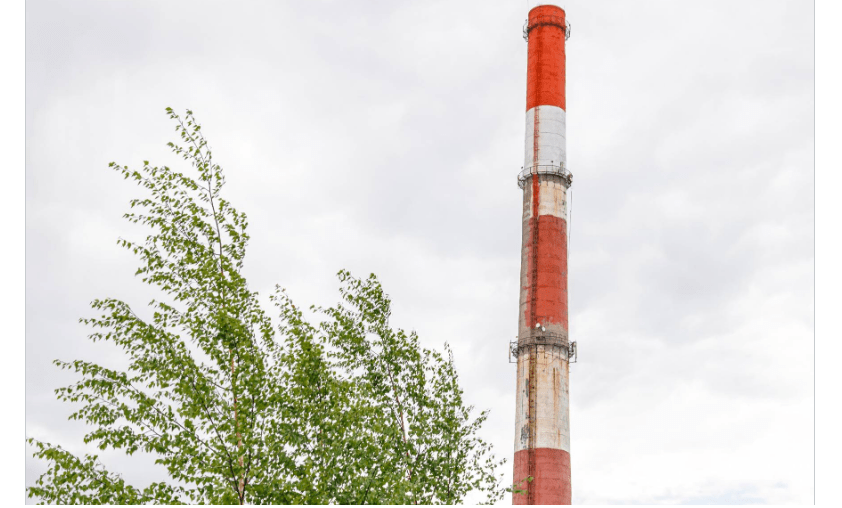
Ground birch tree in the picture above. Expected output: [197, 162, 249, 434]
[26, 109, 506, 505]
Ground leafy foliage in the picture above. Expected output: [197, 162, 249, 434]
[27, 109, 506, 504]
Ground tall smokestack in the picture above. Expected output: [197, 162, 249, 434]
[512, 4, 574, 505]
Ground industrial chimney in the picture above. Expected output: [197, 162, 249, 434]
[511, 4, 574, 505]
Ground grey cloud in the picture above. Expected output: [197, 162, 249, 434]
[27, 0, 813, 503]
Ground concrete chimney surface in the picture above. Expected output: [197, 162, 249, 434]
[512, 4, 572, 505]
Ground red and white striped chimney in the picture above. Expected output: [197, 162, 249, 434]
[512, 4, 573, 505]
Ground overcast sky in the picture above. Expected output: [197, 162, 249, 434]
[25, 0, 814, 504]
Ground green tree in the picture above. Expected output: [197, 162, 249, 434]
[26, 109, 506, 504]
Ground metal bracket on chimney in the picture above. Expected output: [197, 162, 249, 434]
[508, 340, 519, 363]
[509, 334, 578, 363]
[523, 17, 571, 42]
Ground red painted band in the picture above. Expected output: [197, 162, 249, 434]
[523, 213, 569, 331]
[525, 177, 541, 328]
[513, 447, 572, 505]
[526, 5, 566, 111]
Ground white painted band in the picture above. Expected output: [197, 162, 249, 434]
[513, 346, 571, 453]
[522, 178, 569, 220]
[538, 179, 568, 218]
[524, 105, 567, 169]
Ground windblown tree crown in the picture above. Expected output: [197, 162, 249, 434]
[27, 109, 506, 505]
